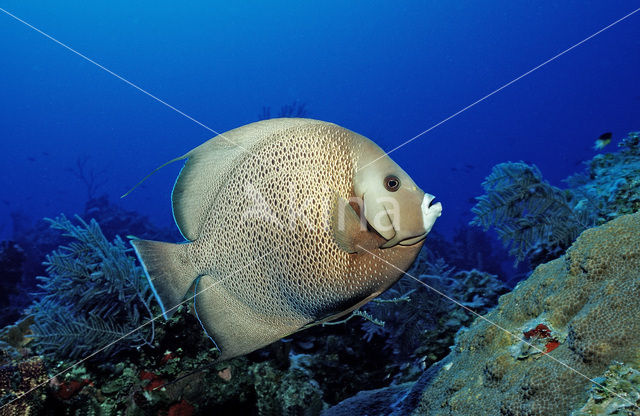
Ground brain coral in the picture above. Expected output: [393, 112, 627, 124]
[413, 212, 640, 416]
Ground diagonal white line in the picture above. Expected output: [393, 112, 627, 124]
[355, 244, 640, 411]
[0, 248, 274, 411]
[0, 6, 247, 152]
[358, 6, 640, 172]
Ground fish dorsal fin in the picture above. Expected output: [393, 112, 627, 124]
[173, 118, 321, 241]
[121, 155, 187, 198]
[331, 195, 366, 254]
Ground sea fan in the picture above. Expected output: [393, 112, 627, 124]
[470, 162, 594, 264]
[29, 215, 155, 360]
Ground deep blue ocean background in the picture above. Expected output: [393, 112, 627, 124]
[1, 1, 639, 256]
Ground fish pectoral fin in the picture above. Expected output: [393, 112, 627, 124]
[303, 291, 383, 329]
[331, 195, 365, 254]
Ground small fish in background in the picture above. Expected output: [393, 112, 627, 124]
[126, 118, 442, 362]
[594, 132, 612, 150]
[450, 163, 475, 174]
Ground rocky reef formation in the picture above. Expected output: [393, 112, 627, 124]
[325, 212, 640, 415]
[571, 361, 640, 415]
[412, 212, 640, 415]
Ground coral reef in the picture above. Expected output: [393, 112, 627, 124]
[409, 212, 640, 415]
[2, 210, 405, 414]
[252, 354, 324, 415]
[5, 131, 637, 414]
[472, 131, 640, 268]
[0, 316, 34, 362]
[0, 356, 49, 415]
[470, 161, 595, 265]
[29, 214, 155, 360]
[324, 212, 640, 415]
[0, 303, 331, 415]
[568, 131, 640, 224]
[359, 252, 508, 377]
[10, 194, 178, 291]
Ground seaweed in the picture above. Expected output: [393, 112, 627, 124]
[29, 215, 155, 360]
[470, 162, 595, 265]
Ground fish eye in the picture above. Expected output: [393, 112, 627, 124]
[384, 175, 401, 192]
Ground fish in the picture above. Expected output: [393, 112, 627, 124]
[129, 118, 442, 361]
[594, 132, 612, 150]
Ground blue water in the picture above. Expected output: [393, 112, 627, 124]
[1, 1, 639, 241]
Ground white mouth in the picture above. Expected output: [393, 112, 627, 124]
[421, 193, 442, 234]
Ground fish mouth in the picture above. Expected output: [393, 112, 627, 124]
[393, 194, 442, 246]
[421, 193, 442, 234]
[396, 232, 427, 247]
[379, 194, 442, 248]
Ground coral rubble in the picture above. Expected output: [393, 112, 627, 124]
[571, 361, 640, 415]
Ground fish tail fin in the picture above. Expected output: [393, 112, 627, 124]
[131, 238, 199, 319]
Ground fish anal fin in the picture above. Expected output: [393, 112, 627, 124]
[192, 274, 310, 362]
